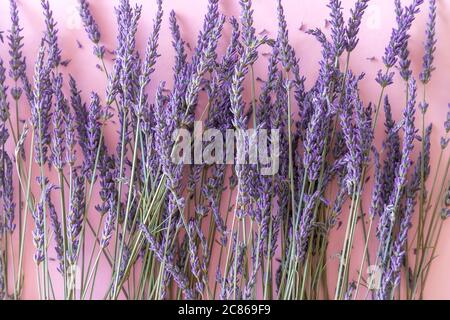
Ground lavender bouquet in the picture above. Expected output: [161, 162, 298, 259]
[0, 0, 447, 301]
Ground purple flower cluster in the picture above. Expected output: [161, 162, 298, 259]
[0, 0, 446, 301]
[79, 0, 105, 59]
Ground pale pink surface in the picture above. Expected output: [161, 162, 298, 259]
[0, 0, 449, 299]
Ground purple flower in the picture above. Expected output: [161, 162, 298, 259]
[339, 73, 373, 193]
[140, 223, 195, 300]
[420, 0, 437, 84]
[67, 171, 85, 263]
[100, 198, 117, 249]
[378, 195, 414, 299]
[375, 70, 395, 88]
[185, 8, 224, 114]
[51, 73, 67, 170]
[276, 0, 293, 71]
[32, 191, 46, 264]
[69, 75, 89, 159]
[377, 78, 417, 263]
[381, 0, 423, 70]
[2, 152, 16, 233]
[169, 11, 187, 80]
[0, 59, 10, 147]
[327, 0, 346, 58]
[96, 154, 117, 216]
[192, 0, 220, 67]
[240, 0, 256, 48]
[31, 44, 52, 166]
[65, 112, 77, 166]
[139, 0, 163, 89]
[41, 0, 61, 68]
[297, 192, 319, 260]
[381, 96, 401, 206]
[84, 92, 103, 177]
[46, 185, 64, 273]
[79, 0, 105, 59]
[346, 0, 370, 52]
[393, 78, 418, 202]
[8, 0, 27, 100]
[303, 94, 328, 182]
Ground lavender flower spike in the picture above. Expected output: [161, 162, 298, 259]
[276, 0, 293, 71]
[8, 0, 27, 101]
[328, 0, 346, 58]
[0, 59, 10, 147]
[420, 0, 437, 84]
[46, 185, 64, 272]
[100, 198, 117, 249]
[382, 0, 424, 68]
[41, 0, 61, 68]
[51, 73, 67, 170]
[67, 172, 85, 263]
[378, 78, 417, 261]
[346, 0, 370, 52]
[139, 0, 163, 89]
[3, 152, 16, 233]
[84, 92, 103, 176]
[32, 192, 46, 264]
[79, 0, 105, 59]
[139, 224, 195, 300]
[31, 43, 51, 166]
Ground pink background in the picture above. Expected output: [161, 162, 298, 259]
[0, 0, 449, 299]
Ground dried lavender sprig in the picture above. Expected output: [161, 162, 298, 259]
[382, 0, 424, 69]
[229, 28, 265, 218]
[79, 0, 105, 59]
[84, 92, 103, 177]
[184, 12, 225, 114]
[420, 0, 437, 84]
[327, 0, 346, 58]
[3, 152, 15, 233]
[32, 192, 46, 264]
[192, 0, 220, 66]
[139, 224, 195, 300]
[169, 10, 187, 80]
[69, 75, 89, 159]
[67, 172, 85, 264]
[409, 124, 432, 196]
[100, 198, 117, 249]
[8, 0, 27, 101]
[346, 0, 370, 52]
[50, 73, 67, 170]
[41, 0, 61, 68]
[65, 111, 77, 167]
[139, 0, 163, 89]
[0, 59, 10, 147]
[276, 0, 293, 71]
[377, 196, 415, 300]
[187, 219, 202, 292]
[239, 0, 256, 48]
[297, 192, 319, 261]
[378, 77, 417, 264]
[380, 96, 401, 206]
[304, 94, 328, 182]
[397, 0, 412, 81]
[46, 185, 64, 272]
[31, 43, 52, 166]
